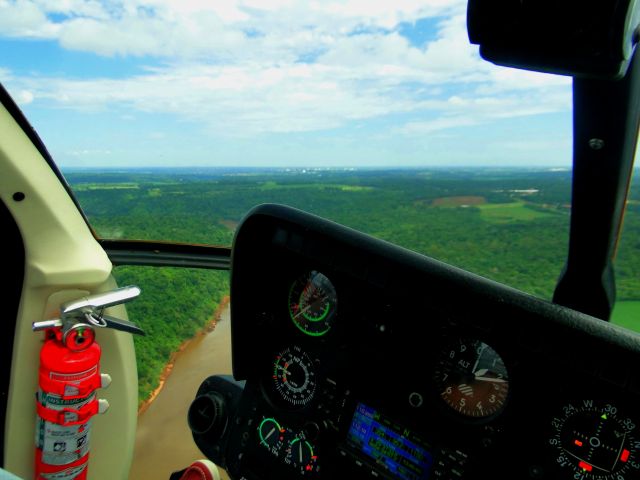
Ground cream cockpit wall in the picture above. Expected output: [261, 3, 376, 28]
[0, 101, 137, 479]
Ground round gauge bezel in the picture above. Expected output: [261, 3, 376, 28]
[549, 400, 640, 479]
[269, 345, 318, 409]
[433, 337, 510, 421]
[256, 416, 320, 475]
[287, 270, 338, 337]
[258, 417, 285, 451]
[285, 435, 317, 474]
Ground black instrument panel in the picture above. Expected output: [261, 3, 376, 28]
[194, 204, 640, 480]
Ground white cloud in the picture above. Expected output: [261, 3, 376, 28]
[0, 0, 58, 38]
[13, 62, 431, 134]
[312, 0, 465, 28]
[496, 138, 571, 152]
[33, 0, 108, 19]
[0, 0, 572, 138]
[16, 89, 34, 104]
[68, 148, 112, 156]
[397, 90, 570, 136]
[479, 67, 572, 94]
[1, 0, 466, 59]
[401, 116, 478, 134]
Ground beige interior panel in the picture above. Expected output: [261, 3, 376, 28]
[0, 102, 138, 479]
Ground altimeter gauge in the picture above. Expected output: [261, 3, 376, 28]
[434, 338, 509, 418]
[550, 401, 640, 479]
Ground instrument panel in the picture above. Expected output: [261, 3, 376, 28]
[191, 204, 640, 480]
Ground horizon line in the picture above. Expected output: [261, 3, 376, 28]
[60, 165, 577, 171]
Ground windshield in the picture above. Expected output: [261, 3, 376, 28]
[0, 1, 582, 298]
[2, 3, 640, 479]
[1, 0, 638, 365]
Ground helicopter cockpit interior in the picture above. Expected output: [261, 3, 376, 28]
[188, 203, 640, 480]
[186, 2, 640, 479]
[1, 1, 640, 480]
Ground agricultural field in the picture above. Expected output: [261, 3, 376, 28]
[64, 167, 640, 402]
[611, 301, 640, 332]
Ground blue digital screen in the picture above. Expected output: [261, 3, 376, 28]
[346, 403, 433, 480]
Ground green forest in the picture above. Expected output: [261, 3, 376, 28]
[65, 168, 640, 404]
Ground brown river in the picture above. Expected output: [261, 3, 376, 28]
[129, 307, 232, 480]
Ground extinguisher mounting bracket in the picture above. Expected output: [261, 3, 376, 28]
[60, 285, 141, 316]
[32, 285, 144, 336]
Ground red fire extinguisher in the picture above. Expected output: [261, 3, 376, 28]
[34, 324, 109, 480]
[32, 286, 143, 480]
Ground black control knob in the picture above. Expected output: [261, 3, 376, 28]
[188, 392, 227, 439]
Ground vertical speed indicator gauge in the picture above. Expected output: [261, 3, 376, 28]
[288, 271, 337, 337]
[434, 338, 509, 419]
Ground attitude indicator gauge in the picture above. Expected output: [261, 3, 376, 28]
[288, 271, 337, 336]
[434, 338, 509, 418]
[550, 401, 640, 479]
[272, 346, 317, 407]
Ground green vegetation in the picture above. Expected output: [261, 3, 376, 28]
[477, 202, 559, 223]
[611, 301, 640, 331]
[112, 266, 229, 404]
[432, 196, 486, 207]
[64, 167, 640, 403]
[72, 183, 140, 191]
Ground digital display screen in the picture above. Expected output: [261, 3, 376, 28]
[346, 403, 433, 480]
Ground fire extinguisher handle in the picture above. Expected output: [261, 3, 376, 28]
[87, 313, 146, 336]
[32, 318, 63, 331]
[60, 285, 141, 316]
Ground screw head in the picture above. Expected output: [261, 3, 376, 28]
[589, 138, 605, 150]
[408, 392, 424, 408]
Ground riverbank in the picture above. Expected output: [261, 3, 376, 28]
[130, 303, 233, 479]
[137, 295, 230, 415]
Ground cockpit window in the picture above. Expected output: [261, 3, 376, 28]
[1, 2, 637, 322]
[612, 171, 640, 330]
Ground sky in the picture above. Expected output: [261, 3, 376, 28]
[0, 0, 573, 168]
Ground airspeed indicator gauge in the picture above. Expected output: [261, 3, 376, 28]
[434, 338, 509, 419]
[288, 271, 337, 337]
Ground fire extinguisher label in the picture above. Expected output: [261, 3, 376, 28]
[50, 366, 97, 383]
[39, 391, 95, 409]
[40, 463, 87, 479]
[36, 391, 94, 466]
[36, 418, 92, 465]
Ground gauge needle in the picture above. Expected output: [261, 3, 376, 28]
[299, 442, 303, 463]
[294, 302, 314, 319]
[474, 368, 489, 377]
[474, 376, 506, 383]
[472, 345, 487, 374]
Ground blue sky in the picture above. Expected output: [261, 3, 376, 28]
[0, 0, 573, 168]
